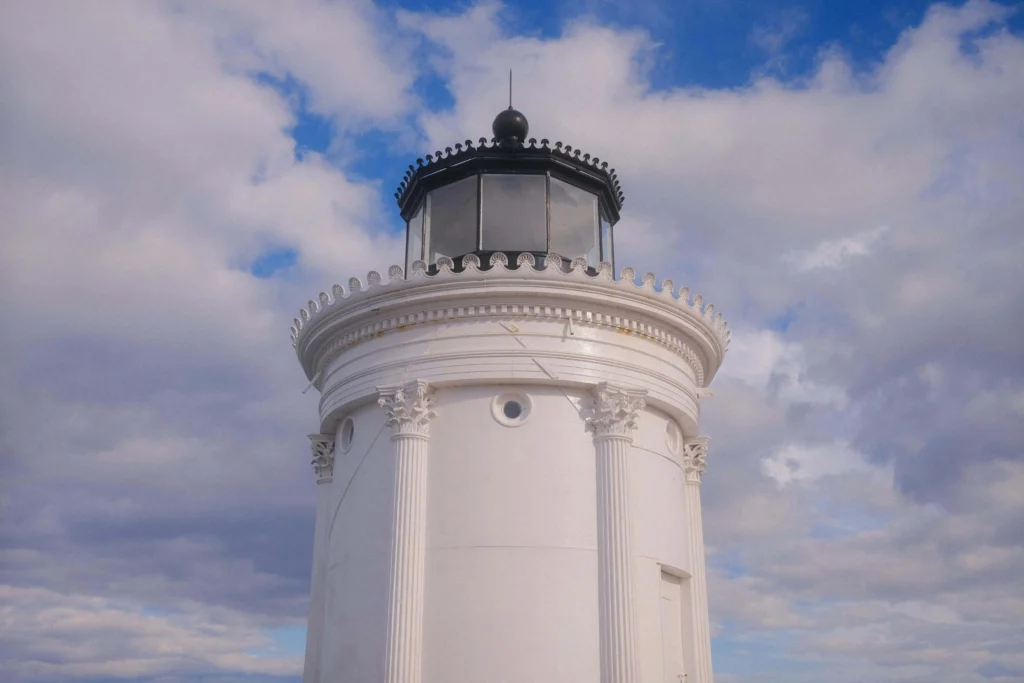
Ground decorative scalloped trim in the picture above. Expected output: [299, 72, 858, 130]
[313, 302, 709, 387]
[395, 138, 625, 208]
[517, 253, 535, 268]
[291, 253, 730, 353]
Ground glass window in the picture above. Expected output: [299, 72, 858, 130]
[405, 202, 423, 271]
[425, 175, 478, 264]
[600, 211, 614, 267]
[480, 174, 547, 253]
[549, 177, 599, 265]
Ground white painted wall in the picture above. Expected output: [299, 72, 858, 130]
[424, 385, 600, 683]
[318, 402, 393, 683]
[631, 406, 693, 683]
[296, 260, 726, 683]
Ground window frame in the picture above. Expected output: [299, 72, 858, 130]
[406, 170, 616, 271]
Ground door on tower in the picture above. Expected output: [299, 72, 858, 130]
[660, 571, 686, 683]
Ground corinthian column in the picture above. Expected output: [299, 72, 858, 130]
[377, 380, 436, 683]
[303, 434, 335, 683]
[590, 382, 647, 683]
[683, 437, 713, 683]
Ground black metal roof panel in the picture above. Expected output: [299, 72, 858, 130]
[394, 135, 625, 224]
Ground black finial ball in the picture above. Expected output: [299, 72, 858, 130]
[493, 108, 529, 141]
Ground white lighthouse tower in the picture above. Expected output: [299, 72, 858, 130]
[291, 108, 729, 683]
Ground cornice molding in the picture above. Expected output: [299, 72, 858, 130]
[394, 137, 624, 222]
[682, 437, 709, 483]
[590, 383, 648, 439]
[308, 433, 335, 480]
[292, 252, 728, 387]
[378, 380, 436, 438]
[314, 300, 708, 388]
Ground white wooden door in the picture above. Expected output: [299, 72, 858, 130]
[660, 571, 685, 683]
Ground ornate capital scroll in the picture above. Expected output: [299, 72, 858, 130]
[378, 380, 436, 437]
[682, 436, 709, 482]
[590, 383, 647, 438]
[309, 433, 336, 479]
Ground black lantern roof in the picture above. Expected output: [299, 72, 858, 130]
[394, 109, 625, 225]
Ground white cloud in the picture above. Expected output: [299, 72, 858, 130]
[393, 2, 1024, 679]
[761, 440, 876, 487]
[788, 226, 888, 271]
[0, 0, 409, 358]
[720, 329, 847, 407]
[2, 0, 1023, 681]
[195, 0, 415, 125]
[0, 1, 412, 678]
[0, 586, 302, 681]
[750, 8, 810, 75]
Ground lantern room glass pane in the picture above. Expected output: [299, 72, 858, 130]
[425, 175, 478, 264]
[480, 174, 547, 253]
[549, 177, 599, 265]
[600, 211, 614, 267]
[405, 202, 424, 272]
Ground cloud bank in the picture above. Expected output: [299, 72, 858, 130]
[1, 1, 1021, 681]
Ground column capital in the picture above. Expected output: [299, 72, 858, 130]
[308, 433, 335, 480]
[378, 380, 436, 437]
[682, 436, 709, 483]
[590, 383, 647, 439]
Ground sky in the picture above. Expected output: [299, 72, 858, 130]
[1, 0, 1022, 681]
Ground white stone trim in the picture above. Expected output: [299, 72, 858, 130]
[378, 380, 436, 683]
[683, 436, 713, 683]
[591, 383, 646, 683]
[311, 303, 708, 388]
[292, 253, 728, 387]
[308, 433, 335, 481]
[665, 420, 684, 457]
[491, 391, 532, 427]
[338, 417, 355, 454]
[378, 380, 435, 438]
[590, 383, 647, 439]
[682, 436, 708, 484]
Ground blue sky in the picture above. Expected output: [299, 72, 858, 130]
[259, 0, 1023, 283]
[2, 1, 1023, 682]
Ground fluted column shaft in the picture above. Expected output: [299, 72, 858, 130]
[303, 434, 335, 683]
[684, 438, 713, 683]
[378, 381, 435, 683]
[595, 432, 641, 683]
[591, 383, 647, 683]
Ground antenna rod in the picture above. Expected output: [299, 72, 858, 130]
[509, 69, 512, 109]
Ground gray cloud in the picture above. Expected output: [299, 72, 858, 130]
[1, 0, 1022, 681]
[0, 0, 413, 679]
[398, 1, 1024, 680]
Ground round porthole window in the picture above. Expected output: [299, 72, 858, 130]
[340, 417, 355, 453]
[503, 400, 523, 419]
[665, 420, 682, 456]
[492, 392, 531, 427]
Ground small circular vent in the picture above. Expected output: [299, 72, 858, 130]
[492, 392, 532, 427]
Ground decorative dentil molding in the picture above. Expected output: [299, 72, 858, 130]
[378, 380, 436, 437]
[682, 437, 709, 482]
[590, 383, 648, 438]
[309, 433, 336, 479]
[312, 300, 709, 389]
[290, 252, 729, 356]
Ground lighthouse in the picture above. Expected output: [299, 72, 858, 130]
[291, 107, 729, 683]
